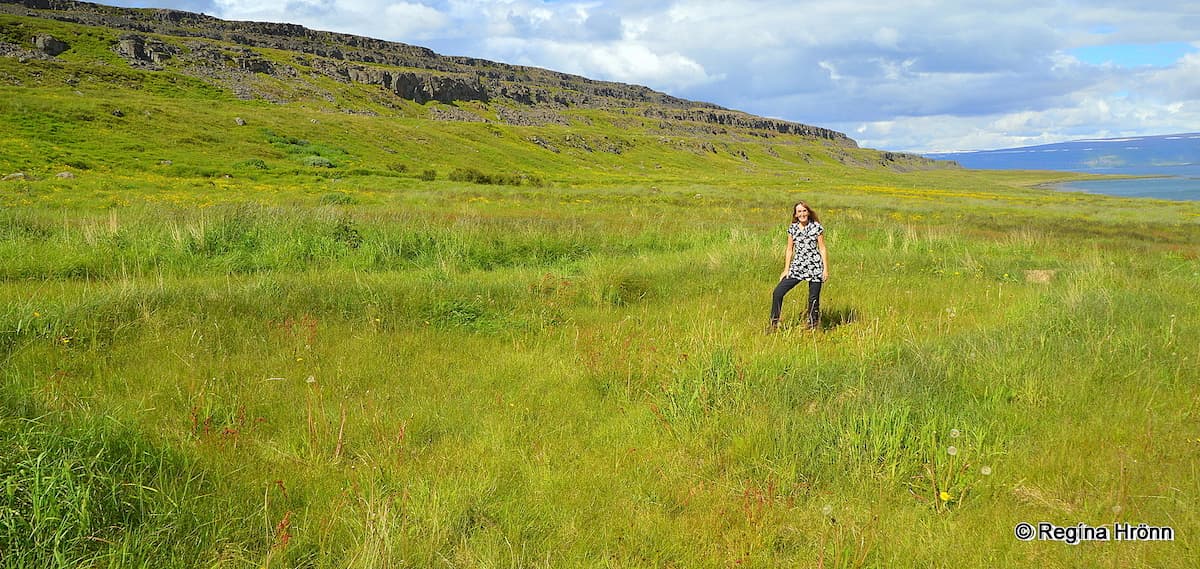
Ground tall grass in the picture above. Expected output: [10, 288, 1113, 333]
[4, 184, 1196, 567]
[0, 391, 262, 567]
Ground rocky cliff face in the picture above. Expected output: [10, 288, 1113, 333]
[1, 0, 855, 144]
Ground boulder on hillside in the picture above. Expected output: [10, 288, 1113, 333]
[115, 35, 148, 62]
[114, 34, 180, 68]
[3, 172, 27, 181]
[56, 172, 76, 179]
[234, 54, 273, 74]
[33, 34, 68, 56]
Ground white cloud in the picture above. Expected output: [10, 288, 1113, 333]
[817, 61, 842, 82]
[484, 37, 721, 92]
[380, 3, 451, 38]
[844, 92, 1200, 153]
[213, 0, 449, 40]
[873, 26, 900, 50]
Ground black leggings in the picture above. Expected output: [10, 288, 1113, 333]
[770, 278, 822, 327]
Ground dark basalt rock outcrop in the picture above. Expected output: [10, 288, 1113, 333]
[32, 33, 66, 55]
[113, 33, 179, 68]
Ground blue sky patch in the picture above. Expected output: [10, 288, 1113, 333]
[1070, 42, 1197, 67]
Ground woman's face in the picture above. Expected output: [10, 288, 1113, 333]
[795, 204, 810, 221]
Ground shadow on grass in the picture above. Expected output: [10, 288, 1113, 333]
[773, 307, 858, 333]
[818, 306, 858, 330]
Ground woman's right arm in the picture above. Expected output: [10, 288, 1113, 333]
[779, 234, 794, 280]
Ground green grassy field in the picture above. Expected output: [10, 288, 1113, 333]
[3, 11, 1200, 568]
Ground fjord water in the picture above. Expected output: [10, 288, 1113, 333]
[1053, 165, 1200, 201]
[924, 133, 1200, 201]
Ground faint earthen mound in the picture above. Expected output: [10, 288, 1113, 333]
[1024, 269, 1057, 284]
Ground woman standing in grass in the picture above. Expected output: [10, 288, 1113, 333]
[768, 200, 829, 333]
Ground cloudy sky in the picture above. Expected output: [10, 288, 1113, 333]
[105, 0, 1199, 152]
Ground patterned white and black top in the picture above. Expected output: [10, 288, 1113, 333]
[786, 221, 825, 281]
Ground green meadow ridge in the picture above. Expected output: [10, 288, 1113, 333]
[2, 1, 1199, 568]
[0, 0, 955, 187]
[0, 1, 958, 190]
[0, 0, 887, 144]
[0, 0, 956, 187]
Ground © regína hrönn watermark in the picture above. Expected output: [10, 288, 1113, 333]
[1014, 521, 1174, 545]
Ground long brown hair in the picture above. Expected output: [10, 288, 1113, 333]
[791, 200, 820, 224]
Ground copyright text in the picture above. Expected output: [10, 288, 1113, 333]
[1014, 522, 1174, 544]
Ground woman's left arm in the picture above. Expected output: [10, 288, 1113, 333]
[817, 233, 829, 281]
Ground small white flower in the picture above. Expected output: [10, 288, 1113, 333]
[305, 375, 317, 384]
[946, 446, 958, 456]
[821, 504, 833, 516]
[950, 429, 961, 438]
[980, 466, 992, 476]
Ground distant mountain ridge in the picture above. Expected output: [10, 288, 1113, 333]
[1, 0, 960, 178]
[0, 0, 855, 143]
[925, 133, 1200, 174]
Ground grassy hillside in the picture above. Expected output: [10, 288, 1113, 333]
[3, 10, 1200, 569]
